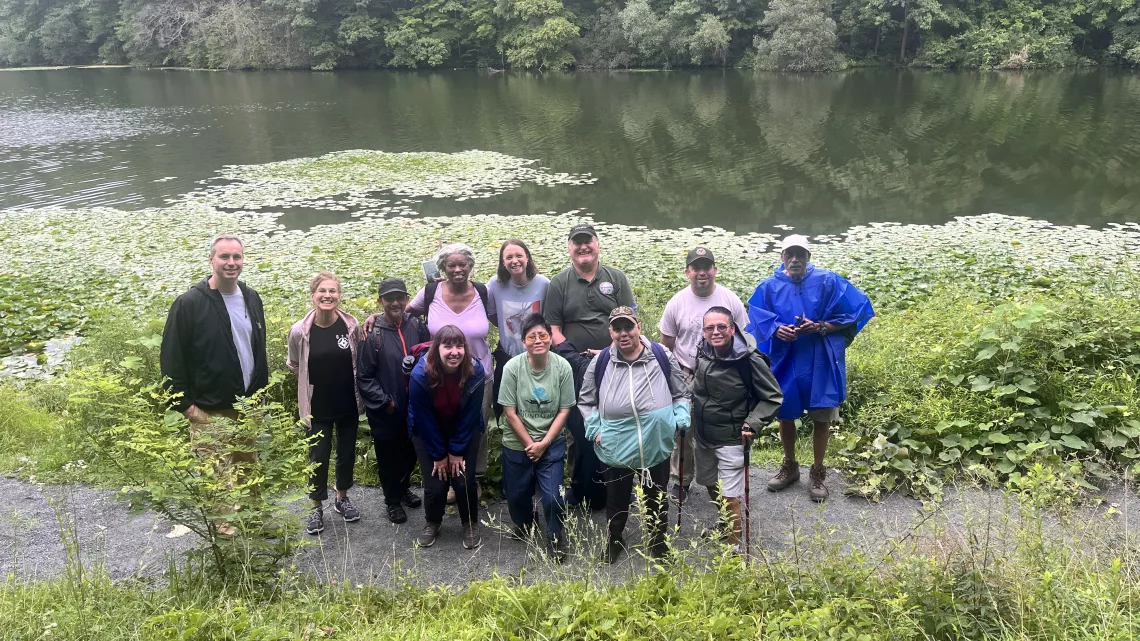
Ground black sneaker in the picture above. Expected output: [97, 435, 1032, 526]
[403, 489, 423, 508]
[604, 538, 625, 564]
[305, 507, 324, 535]
[386, 502, 407, 524]
[333, 496, 360, 522]
[649, 541, 670, 559]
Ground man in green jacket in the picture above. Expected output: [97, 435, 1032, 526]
[691, 306, 783, 550]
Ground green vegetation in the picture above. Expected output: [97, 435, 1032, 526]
[1, 497, 1138, 639]
[2, 0, 1139, 71]
[842, 284, 1140, 499]
[1, 158, 1137, 496]
[0, 152, 1138, 636]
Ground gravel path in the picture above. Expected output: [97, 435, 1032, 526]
[2, 467, 1136, 587]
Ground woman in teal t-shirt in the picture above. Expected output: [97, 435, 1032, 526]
[497, 313, 575, 562]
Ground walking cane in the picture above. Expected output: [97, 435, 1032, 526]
[677, 428, 685, 530]
[742, 430, 752, 559]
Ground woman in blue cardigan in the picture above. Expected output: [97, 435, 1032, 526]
[408, 324, 486, 550]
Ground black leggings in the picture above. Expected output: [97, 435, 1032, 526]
[603, 459, 669, 547]
[413, 435, 480, 526]
[307, 414, 358, 502]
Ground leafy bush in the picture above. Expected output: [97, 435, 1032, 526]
[65, 364, 312, 583]
[0, 385, 85, 482]
[840, 285, 1140, 499]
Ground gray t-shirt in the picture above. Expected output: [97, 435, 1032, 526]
[487, 274, 550, 357]
[658, 284, 748, 370]
[221, 288, 255, 391]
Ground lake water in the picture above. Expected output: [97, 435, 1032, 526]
[2, 68, 1138, 233]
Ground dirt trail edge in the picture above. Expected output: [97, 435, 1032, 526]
[1, 469, 1135, 587]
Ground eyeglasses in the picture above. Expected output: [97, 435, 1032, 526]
[702, 323, 731, 333]
[524, 331, 551, 343]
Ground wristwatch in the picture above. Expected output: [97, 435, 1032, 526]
[818, 323, 828, 336]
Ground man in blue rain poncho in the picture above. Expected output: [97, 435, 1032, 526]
[746, 234, 874, 502]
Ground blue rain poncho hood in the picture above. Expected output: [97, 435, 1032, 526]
[745, 263, 875, 420]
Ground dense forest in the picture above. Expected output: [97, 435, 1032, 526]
[1, 0, 1139, 71]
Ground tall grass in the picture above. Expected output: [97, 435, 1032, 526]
[1, 494, 1136, 640]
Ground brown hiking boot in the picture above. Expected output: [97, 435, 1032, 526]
[767, 458, 800, 492]
[809, 464, 829, 502]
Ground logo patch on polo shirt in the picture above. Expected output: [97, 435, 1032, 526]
[599, 281, 614, 295]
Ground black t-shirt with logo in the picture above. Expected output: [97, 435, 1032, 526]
[308, 317, 356, 421]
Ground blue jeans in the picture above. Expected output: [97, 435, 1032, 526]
[501, 438, 567, 541]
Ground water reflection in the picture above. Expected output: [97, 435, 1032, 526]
[0, 68, 1137, 232]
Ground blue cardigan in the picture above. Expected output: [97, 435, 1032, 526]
[407, 359, 486, 462]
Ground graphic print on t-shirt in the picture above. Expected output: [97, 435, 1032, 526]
[336, 334, 350, 350]
[502, 299, 542, 346]
[525, 385, 553, 410]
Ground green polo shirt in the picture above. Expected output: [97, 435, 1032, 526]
[543, 264, 635, 351]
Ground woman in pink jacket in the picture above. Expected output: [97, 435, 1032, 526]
[287, 271, 363, 535]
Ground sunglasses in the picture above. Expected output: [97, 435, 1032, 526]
[524, 331, 551, 343]
[702, 323, 731, 333]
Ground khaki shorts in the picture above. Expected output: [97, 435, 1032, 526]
[693, 439, 746, 499]
[806, 407, 839, 423]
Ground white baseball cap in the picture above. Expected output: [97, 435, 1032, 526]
[780, 234, 811, 253]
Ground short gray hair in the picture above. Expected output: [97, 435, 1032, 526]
[208, 234, 245, 258]
[435, 243, 476, 273]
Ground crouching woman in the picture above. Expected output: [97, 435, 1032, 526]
[407, 325, 486, 550]
[578, 307, 690, 564]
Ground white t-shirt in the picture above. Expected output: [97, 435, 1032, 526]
[220, 288, 255, 391]
[658, 284, 748, 370]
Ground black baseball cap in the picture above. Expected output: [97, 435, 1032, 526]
[686, 246, 715, 266]
[377, 278, 408, 298]
[568, 224, 598, 241]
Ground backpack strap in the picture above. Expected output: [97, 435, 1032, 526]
[732, 355, 757, 405]
[423, 281, 489, 323]
[593, 348, 611, 390]
[473, 282, 489, 314]
[594, 341, 671, 390]
[423, 281, 438, 320]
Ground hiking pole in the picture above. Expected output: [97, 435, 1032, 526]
[742, 431, 752, 560]
[676, 428, 685, 530]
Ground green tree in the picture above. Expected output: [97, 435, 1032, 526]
[754, 0, 845, 71]
[499, 0, 580, 69]
[688, 13, 729, 65]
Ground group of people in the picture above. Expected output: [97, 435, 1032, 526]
[159, 224, 874, 561]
